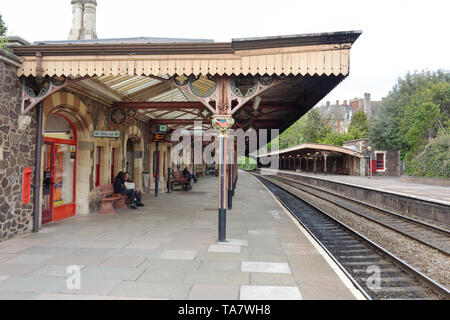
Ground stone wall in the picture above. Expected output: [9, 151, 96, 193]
[0, 50, 37, 242]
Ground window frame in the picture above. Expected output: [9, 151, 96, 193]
[374, 151, 386, 172]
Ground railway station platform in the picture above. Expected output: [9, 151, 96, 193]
[261, 169, 450, 205]
[0, 172, 362, 300]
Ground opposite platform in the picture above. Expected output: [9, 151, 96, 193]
[261, 169, 450, 205]
[0, 171, 360, 300]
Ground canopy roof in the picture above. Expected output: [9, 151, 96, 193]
[14, 31, 361, 78]
[14, 31, 361, 132]
[258, 142, 364, 158]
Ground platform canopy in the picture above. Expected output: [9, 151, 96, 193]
[13, 31, 361, 132]
[257, 142, 364, 158]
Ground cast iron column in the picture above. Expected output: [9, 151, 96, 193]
[212, 76, 234, 242]
[155, 141, 159, 197]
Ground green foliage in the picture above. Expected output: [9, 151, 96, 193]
[368, 70, 449, 178]
[405, 133, 450, 179]
[238, 156, 257, 171]
[268, 116, 308, 150]
[302, 109, 324, 143]
[369, 70, 449, 159]
[0, 37, 10, 51]
[318, 131, 350, 146]
[347, 110, 368, 139]
[0, 14, 7, 36]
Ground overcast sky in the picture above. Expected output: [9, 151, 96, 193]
[2, 0, 449, 105]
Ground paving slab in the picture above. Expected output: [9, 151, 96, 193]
[250, 273, 297, 286]
[110, 281, 191, 299]
[159, 250, 197, 260]
[59, 278, 122, 296]
[100, 256, 146, 268]
[0, 172, 358, 300]
[6, 254, 54, 265]
[30, 264, 86, 278]
[137, 269, 187, 283]
[0, 254, 18, 263]
[183, 271, 250, 286]
[198, 261, 241, 272]
[188, 284, 239, 300]
[0, 276, 67, 293]
[241, 261, 291, 274]
[240, 286, 303, 300]
[208, 244, 241, 253]
[142, 259, 201, 272]
[81, 266, 146, 281]
[0, 264, 43, 276]
[43, 255, 107, 266]
[0, 292, 39, 300]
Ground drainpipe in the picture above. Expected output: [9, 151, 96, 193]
[33, 102, 44, 233]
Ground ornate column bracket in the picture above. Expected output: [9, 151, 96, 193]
[168, 74, 286, 116]
[21, 76, 86, 115]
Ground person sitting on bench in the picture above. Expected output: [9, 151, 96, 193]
[183, 167, 198, 183]
[113, 171, 138, 209]
[124, 172, 144, 207]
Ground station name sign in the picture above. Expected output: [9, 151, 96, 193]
[94, 131, 120, 138]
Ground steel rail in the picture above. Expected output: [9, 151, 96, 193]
[253, 173, 450, 300]
[267, 173, 450, 255]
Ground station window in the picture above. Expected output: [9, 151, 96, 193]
[375, 152, 385, 171]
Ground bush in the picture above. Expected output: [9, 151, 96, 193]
[405, 133, 450, 179]
[238, 156, 257, 171]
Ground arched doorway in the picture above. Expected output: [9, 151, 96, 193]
[42, 113, 77, 224]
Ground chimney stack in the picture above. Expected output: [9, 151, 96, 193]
[69, 0, 98, 40]
[326, 101, 330, 107]
[363, 93, 372, 118]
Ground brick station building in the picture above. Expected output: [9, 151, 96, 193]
[0, 0, 361, 242]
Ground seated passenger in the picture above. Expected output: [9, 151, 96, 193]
[183, 167, 198, 183]
[113, 171, 137, 209]
[124, 172, 144, 207]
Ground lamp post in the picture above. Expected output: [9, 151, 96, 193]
[367, 145, 372, 179]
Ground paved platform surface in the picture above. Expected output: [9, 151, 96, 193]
[262, 169, 450, 204]
[0, 171, 359, 300]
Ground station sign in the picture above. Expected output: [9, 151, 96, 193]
[152, 133, 167, 142]
[159, 125, 167, 132]
[364, 155, 371, 159]
[94, 131, 120, 138]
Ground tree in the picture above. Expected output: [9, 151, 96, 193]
[369, 70, 449, 158]
[0, 14, 7, 36]
[406, 133, 450, 179]
[302, 109, 323, 143]
[347, 110, 368, 140]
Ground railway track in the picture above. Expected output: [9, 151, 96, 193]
[266, 173, 450, 255]
[253, 173, 450, 300]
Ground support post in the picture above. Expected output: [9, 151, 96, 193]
[323, 152, 328, 176]
[314, 156, 317, 174]
[155, 141, 159, 197]
[215, 77, 231, 242]
[33, 102, 44, 233]
[227, 137, 233, 210]
[218, 134, 227, 242]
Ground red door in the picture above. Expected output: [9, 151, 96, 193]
[42, 139, 77, 224]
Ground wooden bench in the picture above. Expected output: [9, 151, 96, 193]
[170, 172, 192, 192]
[97, 184, 128, 214]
